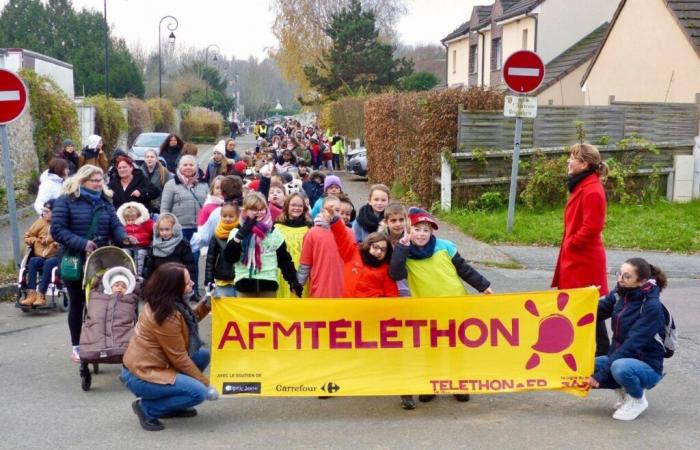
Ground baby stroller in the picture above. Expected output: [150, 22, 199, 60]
[15, 246, 68, 313]
[78, 246, 140, 391]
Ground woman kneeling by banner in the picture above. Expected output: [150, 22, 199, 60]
[120, 263, 218, 431]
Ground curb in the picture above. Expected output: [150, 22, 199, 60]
[0, 283, 17, 302]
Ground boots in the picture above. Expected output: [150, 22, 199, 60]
[32, 292, 46, 307]
[20, 290, 37, 306]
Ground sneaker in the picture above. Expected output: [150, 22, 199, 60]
[612, 393, 648, 421]
[453, 394, 471, 402]
[418, 395, 436, 403]
[160, 408, 197, 419]
[614, 388, 627, 409]
[71, 348, 81, 363]
[400, 396, 416, 410]
[132, 400, 165, 431]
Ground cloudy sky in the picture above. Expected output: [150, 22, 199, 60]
[18, 0, 490, 59]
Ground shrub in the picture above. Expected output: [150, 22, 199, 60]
[146, 98, 175, 132]
[84, 95, 127, 155]
[19, 69, 79, 167]
[365, 86, 505, 205]
[519, 151, 568, 210]
[124, 96, 152, 148]
[318, 96, 366, 140]
[180, 107, 223, 142]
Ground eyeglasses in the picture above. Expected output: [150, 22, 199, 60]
[370, 244, 387, 253]
[616, 271, 634, 282]
[87, 178, 103, 183]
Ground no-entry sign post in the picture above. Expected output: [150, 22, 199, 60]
[0, 69, 29, 267]
[502, 51, 544, 233]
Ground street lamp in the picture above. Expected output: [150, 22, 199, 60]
[103, 0, 109, 97]
[158, 15, 178, 98]
[235, 72, 240, 121]
[203, 44, 221, 102]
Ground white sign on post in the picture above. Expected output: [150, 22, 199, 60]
[503, 95, 538, 118]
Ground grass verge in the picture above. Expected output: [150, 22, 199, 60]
[440, 199, 700, 253]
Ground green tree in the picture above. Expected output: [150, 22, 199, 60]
[303, 0, 413, 100]
[0, 0, 144, 97]
[400, 71, 439, 92]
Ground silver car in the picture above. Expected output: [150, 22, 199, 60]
[345, 146, 368, 177]
[128, 132, 170, 165]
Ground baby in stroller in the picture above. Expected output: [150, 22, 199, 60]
[116, 201, 153, 277]
[19, 199, 60, 308]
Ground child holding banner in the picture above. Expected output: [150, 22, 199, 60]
[223, 192, 303, 298]
[589, 258, 668, 421]
[204, 201, 240, 298]
[389, 207, 493, 404]
[274, 193, 312, 298]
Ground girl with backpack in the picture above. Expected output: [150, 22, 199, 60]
[589, 257, 670, 421]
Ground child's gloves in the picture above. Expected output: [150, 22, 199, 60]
[206, 386, 219, 401]
[290, 281, 304, 298]
[236, 220, 257, 242]
[85, 240, 98, 253]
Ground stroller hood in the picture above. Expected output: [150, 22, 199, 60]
[83, 246, 136, 290]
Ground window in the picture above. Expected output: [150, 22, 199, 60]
[469, 45, 478, 74]
[452, 50, 456, 73]
[522, 29, 529, 49]
[492, 38, 502, 70]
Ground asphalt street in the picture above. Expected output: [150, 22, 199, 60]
[1, 135, 699, 448]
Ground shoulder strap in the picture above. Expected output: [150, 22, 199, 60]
[186, 186, 204, 208]
[84, 208, 102, 240]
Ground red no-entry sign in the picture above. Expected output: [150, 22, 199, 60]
[502, 50, 545, 94]
[0, 69, 29, 125]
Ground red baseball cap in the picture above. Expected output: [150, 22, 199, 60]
[408, 207, 438, 230]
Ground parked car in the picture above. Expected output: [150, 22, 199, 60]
[345, 146, 367, 177]
[127, 132, 170, 165]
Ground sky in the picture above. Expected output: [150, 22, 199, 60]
[4, 0, 491, 59]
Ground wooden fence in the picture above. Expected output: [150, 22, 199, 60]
[440, 100, 699, 209]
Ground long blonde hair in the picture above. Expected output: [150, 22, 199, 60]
[569, 143, 608, 180]
[144, 148, 169, 187]
[62, 164, 112, 198]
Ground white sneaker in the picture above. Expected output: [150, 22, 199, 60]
[71, 348, 81, 363]
[614, 388, 627, 409]
[613, 393, 648, 421]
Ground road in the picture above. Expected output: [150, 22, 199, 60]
[1, 137, 700, 448]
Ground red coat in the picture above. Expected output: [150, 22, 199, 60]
[331, 219, 398, 298]
[552, 173, 608, 295]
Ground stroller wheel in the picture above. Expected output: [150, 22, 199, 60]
[80, 362, 92, 391]
[93, 363, 99, 374]
[56, 292, 69, 313]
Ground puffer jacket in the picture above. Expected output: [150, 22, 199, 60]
[116, 202, 153, 247]
[123, 302, 210, 385]
[33, 171, 64, 216]
[79, 284, 139, 363]
[51, 193, 127, 255]
[159, 176, 208, 229]
[593, 282, 666, 386]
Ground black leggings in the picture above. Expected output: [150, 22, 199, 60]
[65, 280, 85, 346]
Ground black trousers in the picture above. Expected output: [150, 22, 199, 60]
[596, 319, 611, 356]
[65, 280, 85, 346]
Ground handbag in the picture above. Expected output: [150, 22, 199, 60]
[59, 210, 101, 282]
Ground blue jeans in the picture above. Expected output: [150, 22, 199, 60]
[121, 348, 210, 419]
[595, 356, 662, 398]
[181, 228, 200, 295]
[27, 256, 59, 293]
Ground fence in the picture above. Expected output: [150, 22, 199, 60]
[440, 100, 700, 209]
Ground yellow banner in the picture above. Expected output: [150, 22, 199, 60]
[211, 287, 597, 398]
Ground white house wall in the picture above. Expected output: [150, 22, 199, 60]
[447, 37, 471, 86]
[34, 58, 74, 99]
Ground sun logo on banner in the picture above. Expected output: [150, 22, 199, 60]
[524, 292, 594, 371]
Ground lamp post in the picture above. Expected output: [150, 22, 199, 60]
[235, 72, 240, 121]
[103, 0, 109, 96]
[158, 15, 178, 98]
[203, 44, 221, 103]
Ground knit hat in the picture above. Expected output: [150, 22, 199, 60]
[408, 207, 439, 230]
[323, 175, 342, 191]
[86, 134, 102, 150]
[234, 161, 248, 173]
[63, 139, 74, 148]
[212, 140, 226, 156]
[102, 266, 136, 295]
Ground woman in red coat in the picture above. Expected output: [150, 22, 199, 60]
[552, 143, 609, 355]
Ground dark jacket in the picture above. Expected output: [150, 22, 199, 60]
[593, 283, 666, 386]
[143, 239, 196, 282]
[302, 180, 324, 207]
[51, 193, 127, 255]
[204, 235, 235, 285]
[161, 146, 182, 174]
[59, 150, 79, 175]
[108, 169, 161, 212]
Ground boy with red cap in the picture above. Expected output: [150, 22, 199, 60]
[388, 207, 494, 404]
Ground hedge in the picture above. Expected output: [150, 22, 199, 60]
[124, 96, 152, 148]
[317, 96, 366, 141]
[180, 107, 223, 142]
[19, 69, 79, 167]
[364, 87, 505, 205]
[84, 95, 127, 155]
[146, 98, 175, 133]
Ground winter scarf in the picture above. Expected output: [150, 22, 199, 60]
[361, 248, 384, 268]
[177, 169, 198, 188]
[215, 219, 239, 240]
[356, 204, 383, 233]
[79, 186, 102, 204]
[174, 297, 203, 355]
[61, 150, 79, 167]
[152, 221, 183, 257]
[241, 210, 273, 275]
[204, 194, 224, 207]
[408, 235, 437, 260]
[313, 215, 331, 229]
[567, 168, 597, 193]
[283, 216, 312, 228]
